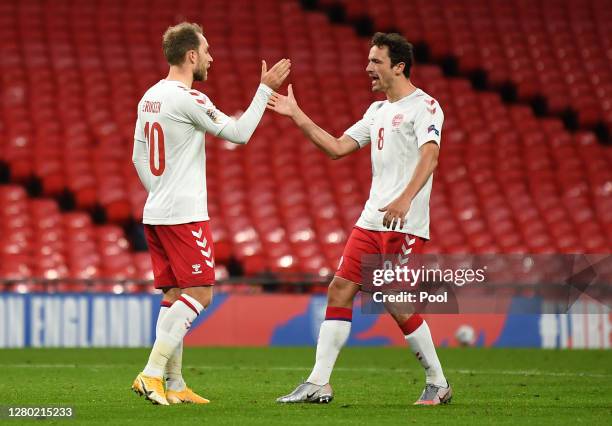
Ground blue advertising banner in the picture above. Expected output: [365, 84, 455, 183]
[0, 293, 610, 349]
[0, 294, 156, 348]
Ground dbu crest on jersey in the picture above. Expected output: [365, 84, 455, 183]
[391, 113, 404, 132]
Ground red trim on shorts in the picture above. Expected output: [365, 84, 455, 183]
[160, 300, 173, 308]
[178, 296, 200, 316]
[325, 306, 353, 322]
[400, 314, 423, 335]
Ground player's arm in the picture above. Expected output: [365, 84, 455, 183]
[132, 117, 152, 192]
[267, 85, 361, 159]
[187, 59, 291, 144]
[379, 104, 444, 230]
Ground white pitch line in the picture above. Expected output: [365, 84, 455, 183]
[4, 364, 611, 378]
[7, 364, 80, 368]
[446, 368, 611, 378]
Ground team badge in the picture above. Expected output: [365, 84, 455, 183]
[392, 113, 404, 127]
[391, 113, 404, 132]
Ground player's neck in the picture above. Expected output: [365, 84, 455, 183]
[166, 68, 194, 89]
[385, 80, 417, 103]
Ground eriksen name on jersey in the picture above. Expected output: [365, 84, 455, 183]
[141, 100, 162, 113]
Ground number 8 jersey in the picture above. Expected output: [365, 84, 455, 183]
[344, 88, 444, 239]
[133, 79, 231, 225]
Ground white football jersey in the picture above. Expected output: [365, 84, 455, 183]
[134, 80, 230, 225]
[344, 88, 443, 239]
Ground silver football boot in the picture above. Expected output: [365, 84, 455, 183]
[414, 382, 452, 405]
[276, 382, 334, 403]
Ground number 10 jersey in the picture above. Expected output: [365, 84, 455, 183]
[133, 79, 231, 225]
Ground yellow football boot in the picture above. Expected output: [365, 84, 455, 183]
[131, 372, 169, 405]
[166, 386, 210, 404]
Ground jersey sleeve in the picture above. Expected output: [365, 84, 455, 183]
[180, 90, 231, 136]
[132, 116, 152, 192]
[414, 99, 444, 148]
[133, 114, 146, 143]
[344, 102, 380, 148]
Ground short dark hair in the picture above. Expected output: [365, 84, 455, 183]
[162, 22, 203, 65]
[371, 32, 414, 78]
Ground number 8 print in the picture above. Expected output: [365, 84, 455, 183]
[377, 127, 384, 150]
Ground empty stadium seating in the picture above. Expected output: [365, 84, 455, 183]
[0, 184, 155, 292]
[0, 0, 610, 286]
[323, 0, 612, 129]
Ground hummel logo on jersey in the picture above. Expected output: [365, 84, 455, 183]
[428, 124, 440, 136]
[425, 98, 437, 114]
[192, 264, 202, 274]
[189, 90, 207, 105]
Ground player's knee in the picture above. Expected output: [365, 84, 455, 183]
[327, 277, 357, 308]
[388, 310, 410, 326]
[385, 303, 419, 328]
[182, 286, 213, 309]
[384, 298, 417, 324]
[162, 287, 181, 303]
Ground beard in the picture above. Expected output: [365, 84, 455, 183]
[193, 61, 207, 82]
[193, 67, 205, 82]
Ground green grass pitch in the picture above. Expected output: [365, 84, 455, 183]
[1, 347, 611, 424]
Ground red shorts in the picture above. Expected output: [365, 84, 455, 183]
[336, 226, 426, 286]
[144, 221, 215, 289]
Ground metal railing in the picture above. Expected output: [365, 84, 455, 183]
[0, 273, 333, 294]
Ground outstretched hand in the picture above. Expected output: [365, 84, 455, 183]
[260, 59, 291, 91]
[267, 84, 298, 117]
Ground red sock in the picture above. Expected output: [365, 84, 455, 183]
[325, 307, 353, 322]
[400, 314, 423, 335]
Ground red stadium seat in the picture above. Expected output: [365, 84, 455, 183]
[0, 0, 610, 286]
